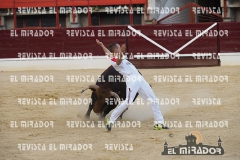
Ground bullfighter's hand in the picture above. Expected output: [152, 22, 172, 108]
[121, 44, 126, 53]
[96, 39, 103, 47]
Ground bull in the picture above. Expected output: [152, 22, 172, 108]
[81, 65, 139, 120]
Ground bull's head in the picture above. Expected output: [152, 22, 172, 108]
[81, 85, 120, 113]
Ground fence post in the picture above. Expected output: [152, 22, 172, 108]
[190, 2, 195, 23]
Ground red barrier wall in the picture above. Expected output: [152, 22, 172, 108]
[0, 22, 239, 59]
[219, 22, 240, 53]
[0, 26, 127, 58]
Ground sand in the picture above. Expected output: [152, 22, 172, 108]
[0, 66, 239, 160]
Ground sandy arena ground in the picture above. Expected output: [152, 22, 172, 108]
[0, 66, 240, 160]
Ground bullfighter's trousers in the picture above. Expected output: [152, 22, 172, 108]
[109, 75, 164, 125]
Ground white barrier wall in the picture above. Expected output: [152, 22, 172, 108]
[0, 54, 239, 71]
[218, 53, 240, 66]
[0, 56, 110, 71]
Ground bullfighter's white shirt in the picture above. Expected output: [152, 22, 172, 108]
[110, 58, 140, 77]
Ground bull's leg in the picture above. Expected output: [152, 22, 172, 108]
[98, 114, 105, 120]
[98, 103, 115, 120]
[84, 105, 92, 119]
[84, 92, 96, 119]
[100, 104, 128, 120]
[98, 104, 109, 120]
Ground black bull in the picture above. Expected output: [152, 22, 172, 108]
[84, 66, 139, 119]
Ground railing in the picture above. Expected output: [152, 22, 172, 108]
[158, 2, 223, 24]
[0, 0, 146, 8]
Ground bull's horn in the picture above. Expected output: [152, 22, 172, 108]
[81, 85, 99, 93]
[110, 91, 121, 105]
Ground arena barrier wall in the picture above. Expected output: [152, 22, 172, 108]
[0, 22, 239, 71]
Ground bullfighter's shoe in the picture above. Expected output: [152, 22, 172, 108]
[106, 118, 113, 131]
[154, 124, 169, 130]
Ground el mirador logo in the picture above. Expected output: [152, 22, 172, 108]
[162, 131, 224, 155]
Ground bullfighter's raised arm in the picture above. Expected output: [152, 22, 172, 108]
[116, 44, 126, 65]
[96, 39, 112, 57]
[96, 39, 126, 66]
